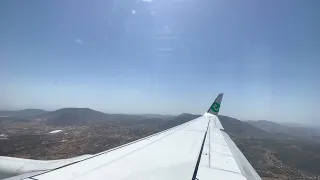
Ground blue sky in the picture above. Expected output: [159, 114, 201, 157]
[1, 0, 319, 124]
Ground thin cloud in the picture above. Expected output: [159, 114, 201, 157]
[75, 38, 84, 45]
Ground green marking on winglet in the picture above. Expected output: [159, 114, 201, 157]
[210, 102, 220, 112]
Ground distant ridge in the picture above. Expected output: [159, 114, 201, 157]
[0, 108, 280, 139]
[36, 108, 112, 125]
[246, 120, 320, 139]
[218, 115, 271, 138]
[36, 108, 164, 125]
[33, 109, 203, 127]
[0, 109, 47, 118]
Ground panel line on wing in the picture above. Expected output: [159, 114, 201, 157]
[207, 142, 228, 147]
[28, 177, 39, 180]
[199, 165, 244, 175]
[183, 130, 207, 133]
[192, 121, 209, 180]
[210, 150, 233, 157]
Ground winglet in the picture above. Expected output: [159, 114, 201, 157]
[207, 93, 223, 115]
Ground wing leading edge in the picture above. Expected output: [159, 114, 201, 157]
[3, 93, 262, 180]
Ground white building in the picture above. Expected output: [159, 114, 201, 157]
[0, 134, 8, 140]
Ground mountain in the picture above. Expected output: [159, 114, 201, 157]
[0, 108, 277, 139]
[139, 114, 174, 119]
[0, 117, 31, 123]
[246, 120, 287, 133]
[38, 108, 203, 126]
[218, 115, 271, 138]
[0, 109, 47, 118]
[36, 108, 156, 125]
[162, 113, 201, 128]
[246, 120, 320, 140]
[36, 108, 112, 125]
[1, 108, 274, 138]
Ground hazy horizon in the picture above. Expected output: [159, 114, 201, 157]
[1, 107, 319, 127]
[1, 0, 319, 124]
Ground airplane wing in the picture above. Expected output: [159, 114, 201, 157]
[1, 94, 262, 180]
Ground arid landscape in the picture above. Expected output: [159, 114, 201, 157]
[1, 109, 320, 180]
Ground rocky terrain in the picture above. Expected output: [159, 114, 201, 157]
[1, 109, 320, 180]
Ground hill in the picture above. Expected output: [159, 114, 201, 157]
[37, 108, 104, 124]
[246, 120, 320, 140]
[1, 109, 274, 139]
[0, 117, 31, 123]
[2, 108, 273, 137]
[36, 108, 117, 125]
[162, 113, 201, 128]
[36, 108, 202, 126]
[218, 115, 271, 138]
[36, 108, 171, 125]
[0, 109, 47, 118]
